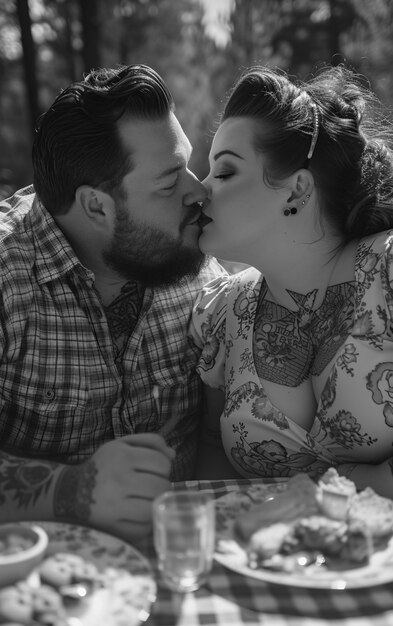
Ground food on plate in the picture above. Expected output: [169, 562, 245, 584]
[292, 516, 372, 563]
[233, 468, 393, 573]
[38, 552, 99, 588]
[248, 522, 293, 560]
[0, 552, 101, 625]
[317, 467, 357, 520]
[318, 467, 357, 495]
[349, 487, 393, 540]
[339, 520, 374, 563]
[0, 533, 35, 557]
[290, 516, 348, 556]
[0, 580, 68, 625]
[102, 574, 157, 625]
[234, 473, 319, 541]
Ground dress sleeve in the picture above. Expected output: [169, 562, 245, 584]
[380, 233, 393, 324]
[188, 274, 231, 390]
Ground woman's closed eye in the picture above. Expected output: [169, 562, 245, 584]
[214, 172, 233, 180]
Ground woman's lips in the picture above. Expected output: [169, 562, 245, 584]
[198, 213, 213, 228]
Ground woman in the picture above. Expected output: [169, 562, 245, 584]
[190, 65, 393, 496]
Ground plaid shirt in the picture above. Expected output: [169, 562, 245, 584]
[0, 186, 224, 480]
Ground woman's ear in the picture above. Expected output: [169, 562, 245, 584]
[286, 169, 314, 203]
[75, 186, 114, 226]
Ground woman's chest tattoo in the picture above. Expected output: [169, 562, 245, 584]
[251, 282, 356, 386]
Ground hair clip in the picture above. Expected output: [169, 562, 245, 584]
[307, 104, 319, 160]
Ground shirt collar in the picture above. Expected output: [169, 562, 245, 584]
[27, 194, 95, 286]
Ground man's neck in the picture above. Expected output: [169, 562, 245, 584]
[94, 275, 130, 307]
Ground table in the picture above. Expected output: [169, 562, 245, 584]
[138, 478, 393, 626]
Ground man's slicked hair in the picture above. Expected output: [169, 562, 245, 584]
[33, 64, 174, 214]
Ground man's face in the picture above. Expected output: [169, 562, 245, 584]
[103, 113, 207, 286]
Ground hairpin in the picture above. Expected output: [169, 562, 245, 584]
[307, 103, 319, 160]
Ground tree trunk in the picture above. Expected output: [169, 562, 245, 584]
[61, 0, 79, 82]
[79, 0, 101, 74]
[15, 0, 40, 136]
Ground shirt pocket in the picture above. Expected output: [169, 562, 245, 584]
[0, 359, 89, 416]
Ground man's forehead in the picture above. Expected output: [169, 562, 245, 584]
[118, 114, 192, 180]
[119, 114, 191, 157]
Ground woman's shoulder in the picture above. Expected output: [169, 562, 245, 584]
[190, 266, 262, 347]
[194, 265, 261, 313]
[358, 229, 393, 256]
[353, 230, 393, 323]
[355, 230, 393, 286]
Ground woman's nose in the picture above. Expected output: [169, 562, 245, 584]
[201, 174, 211, 198]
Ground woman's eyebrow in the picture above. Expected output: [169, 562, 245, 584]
[213, 149, 244, 161]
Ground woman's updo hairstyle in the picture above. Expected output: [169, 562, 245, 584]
[220, 65, 393, 240]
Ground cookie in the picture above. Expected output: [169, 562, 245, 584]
[38, 552, 98, 587]
[0, 580, 67, 625]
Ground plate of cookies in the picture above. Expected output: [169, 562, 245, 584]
[214, 468, 393, 589]
[0, 522, 156, 625]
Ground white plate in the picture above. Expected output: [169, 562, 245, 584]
[18, 521, 156, 626]
[214, 484, 393, 589]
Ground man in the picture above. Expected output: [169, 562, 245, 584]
[0, 64, 224, 542]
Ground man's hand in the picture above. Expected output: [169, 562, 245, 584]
[54, 433, 175, 542]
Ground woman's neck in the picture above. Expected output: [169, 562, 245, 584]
[252, 229, 347, 311]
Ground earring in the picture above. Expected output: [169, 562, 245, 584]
[283, 207, 298, 216]
[284, 193, 311, 216]
[301, 193, 311, 207]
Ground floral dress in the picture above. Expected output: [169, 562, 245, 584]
[189, 231, 393, 479]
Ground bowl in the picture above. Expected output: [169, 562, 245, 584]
[0, 523, 49, 588]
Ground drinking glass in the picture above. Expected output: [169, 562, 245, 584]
[153, 490, 215, 593]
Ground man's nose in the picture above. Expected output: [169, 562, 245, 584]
[185, 171, 208, 205]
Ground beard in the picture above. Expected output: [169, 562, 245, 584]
[102, 203, 206, 288]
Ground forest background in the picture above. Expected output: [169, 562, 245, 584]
[1, 0, 393, 202]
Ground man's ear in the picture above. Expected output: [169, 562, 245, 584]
[286, 169, 314, 203]
[75, 186, 114, 225]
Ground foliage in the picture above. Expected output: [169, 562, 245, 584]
[1, 0, 393, 199]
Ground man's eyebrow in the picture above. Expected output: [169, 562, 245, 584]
[155, 164, 182, 180]
[213, 149, 244, 161]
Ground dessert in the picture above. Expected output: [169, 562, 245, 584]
[232, 468, 393, 574]
[234, 472, 319, 542]
[316, 467, 357, 520]
[0, 580, 68, 625]
[38, 552, 99, 588]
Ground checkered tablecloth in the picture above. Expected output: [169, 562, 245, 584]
[139, 478, 393, 626]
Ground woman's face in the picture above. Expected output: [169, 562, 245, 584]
[200, 117, 290, 264]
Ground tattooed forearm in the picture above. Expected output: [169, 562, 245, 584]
[0, 452, 58, 509]
[54, 460, 97, 522]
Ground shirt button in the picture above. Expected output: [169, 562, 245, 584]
[94, 306, 103, 318]
[45, 389, 55, 400]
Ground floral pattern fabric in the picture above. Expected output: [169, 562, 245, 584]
[189, 231, 393, 479]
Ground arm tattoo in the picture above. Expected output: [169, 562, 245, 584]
[0, 453, 58, 509]
[54, 460, 97, 522]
